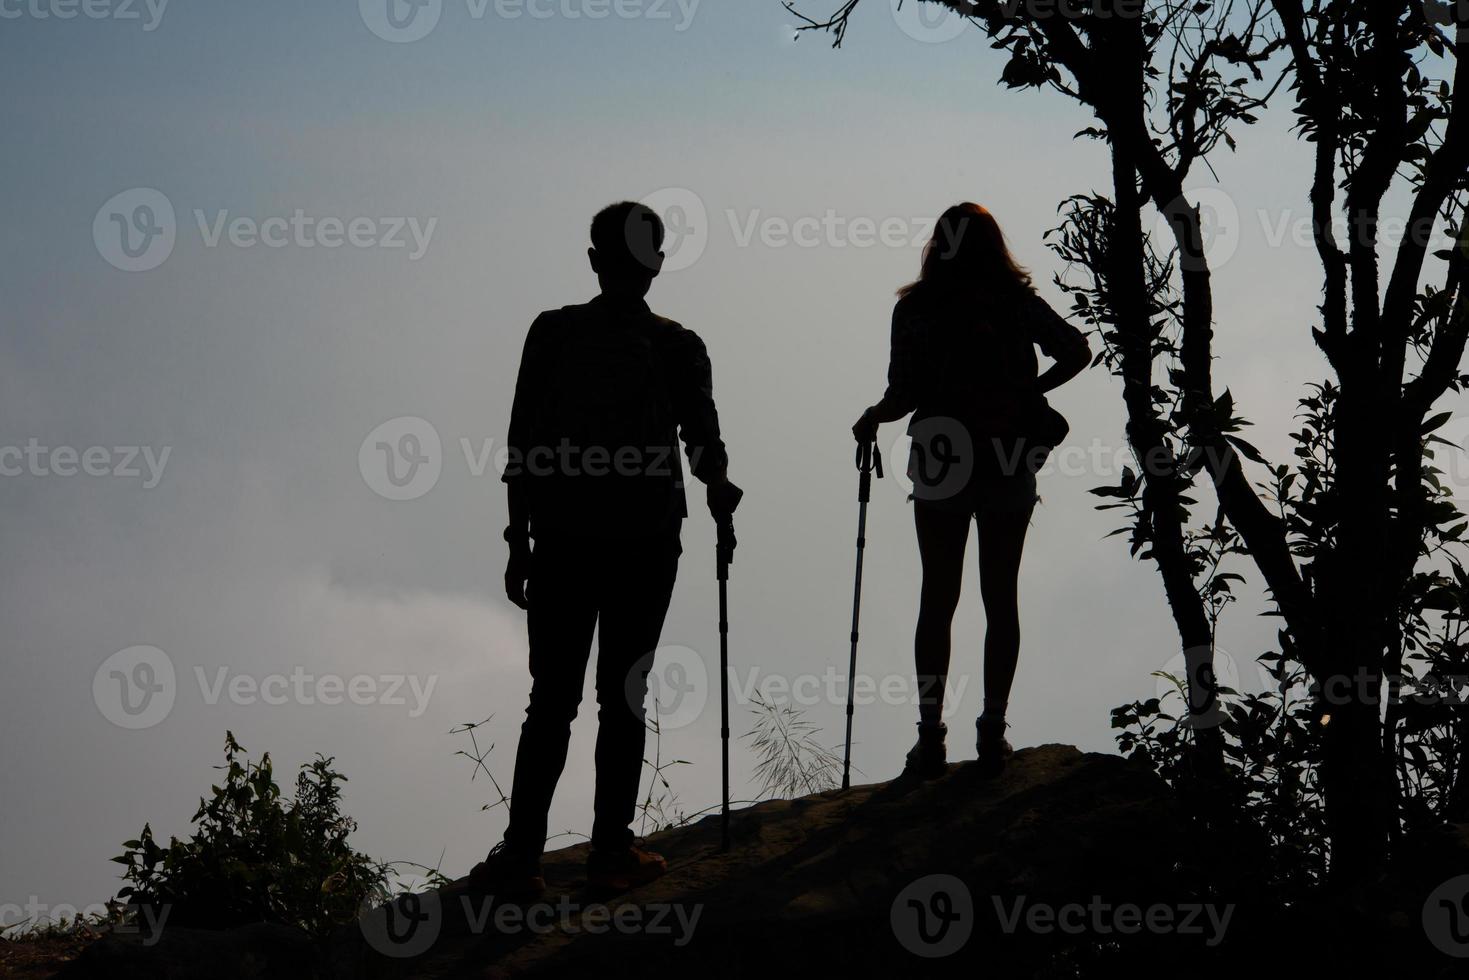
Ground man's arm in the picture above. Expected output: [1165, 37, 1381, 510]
[666, 326, 740, 517]
[503, 313, 554, 608]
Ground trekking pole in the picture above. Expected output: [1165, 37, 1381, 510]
[842, 440, 883, 791]
[716, 491, 741, 852]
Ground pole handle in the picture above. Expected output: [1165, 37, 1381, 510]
[854, 441, 884, 476]
[855, 441, 883, 504]
[715, 483, 742, 573]
[716, 516, 736, 574]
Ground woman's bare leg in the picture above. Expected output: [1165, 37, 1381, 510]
[913, 503, 972, 728]
[976, 505, 1031, 723]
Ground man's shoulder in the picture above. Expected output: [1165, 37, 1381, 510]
[533, 303, 589, 326]
[520, 305, 561, 336]
[532, 303, 685, 327]
[524, 303, 595, 344]
[528, 303, 704, 354]
[650, 317, 710, 362]
[650, 312, 694, 339]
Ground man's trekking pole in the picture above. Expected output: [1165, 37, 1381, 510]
[716, 490, 742, 852]
[842, 439, 882, 791]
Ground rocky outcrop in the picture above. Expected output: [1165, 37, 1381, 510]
[62, 745, 1191, 978]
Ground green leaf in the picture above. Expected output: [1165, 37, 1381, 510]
[1226, 435, 1269, 465]
[1423, 411, 1454, 435]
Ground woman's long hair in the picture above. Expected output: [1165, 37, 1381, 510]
[898, 203, 1032, 301]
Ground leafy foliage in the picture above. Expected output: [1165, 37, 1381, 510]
[1114, 370, 1469, 885]
[113, 732, 389, 935]
[1113, 661, 1329, 897]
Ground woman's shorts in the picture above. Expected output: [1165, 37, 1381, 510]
[911, 468, 1039, 519]
[905, 418, 1039, 520]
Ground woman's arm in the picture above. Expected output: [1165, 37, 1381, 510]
[864, 391, 914, 424]
[1025, 293, 1092, 394]
[853, 303, 920, 441]
[1036, 349, 1089, 394]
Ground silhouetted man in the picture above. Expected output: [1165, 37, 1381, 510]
[472, 201, 742, 896]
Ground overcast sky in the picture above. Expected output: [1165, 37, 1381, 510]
[2, 0, 1443, 923]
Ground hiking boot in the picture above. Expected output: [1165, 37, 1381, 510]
[901, 721, 949, 780]
[587, 843, 668, 893]
[975, 716, 1013, 778]
[468, 840, 545, 899]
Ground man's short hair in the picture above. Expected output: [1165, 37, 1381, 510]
[590, 201, 665, 274]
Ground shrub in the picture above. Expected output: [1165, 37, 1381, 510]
[113, 731, 389, 935]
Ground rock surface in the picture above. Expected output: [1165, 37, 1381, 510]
[60, 745, 1190, 978]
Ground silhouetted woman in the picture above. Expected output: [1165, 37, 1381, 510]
[853, 203, 1091, 778]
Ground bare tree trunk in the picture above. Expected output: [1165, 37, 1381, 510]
[1319, 372, 1392, 881]
[1110, 152, 1222, 753]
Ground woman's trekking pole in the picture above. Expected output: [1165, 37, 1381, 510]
[716, 492, 741, 852]
[842, 440, 883, 790]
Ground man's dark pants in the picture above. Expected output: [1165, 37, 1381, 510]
[505, 533, 681, 854]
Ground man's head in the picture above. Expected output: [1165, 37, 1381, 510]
[589, 201, 665, 297]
